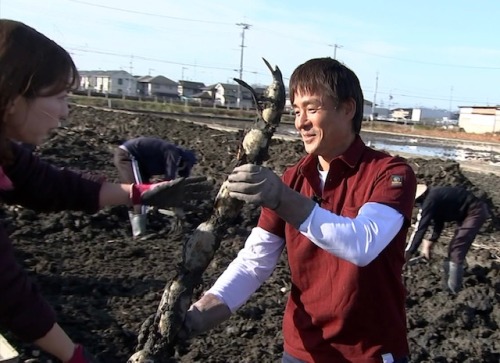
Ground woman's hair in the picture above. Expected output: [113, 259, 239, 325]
[289, 57, 364, 134]
[0, 19, 79, 165]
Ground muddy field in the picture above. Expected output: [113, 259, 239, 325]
[1, 106, 499, 363]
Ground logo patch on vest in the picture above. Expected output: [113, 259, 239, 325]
[391, 175, 403, 187]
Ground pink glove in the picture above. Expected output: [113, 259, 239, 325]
[66, 344, 99, 363]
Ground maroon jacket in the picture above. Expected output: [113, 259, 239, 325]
[0, 142, 102, 341]
[259, 136, 416, 362]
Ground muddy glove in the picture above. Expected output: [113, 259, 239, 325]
[179, 293, 232, 339]
[226, 164, 315, 228]
[66, 344, 99, 363]
[226, 164, 284, 209]
[131, 176, 213, 208]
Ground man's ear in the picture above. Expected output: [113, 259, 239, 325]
[341, 98, 356, 118]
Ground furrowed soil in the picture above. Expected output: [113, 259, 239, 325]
[2, 106, 499, 363]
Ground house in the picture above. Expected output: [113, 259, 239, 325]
[210, 83, 254, 108]
[371, 107, 391, 120]
[458, 106, 500, 133]
[390, 107, 449, 123]
[136, 75, 179, 99]
[362, 100, 390, 120]
[178, 81, 206, 98]
[79, 70, 137, 95]
[190, 89, 216, 107]
[391, 108, 412, 122]
[362, 100, 374, 120]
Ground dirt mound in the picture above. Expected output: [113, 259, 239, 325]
[2, 106, 498, 362]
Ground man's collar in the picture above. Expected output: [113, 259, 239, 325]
[301, 134, 366, 171]
[338, 134, 365, 168]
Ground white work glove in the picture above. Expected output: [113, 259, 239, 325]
[226, 164, 316, 228]
[226, 164, 284, 209]
[180, 293, 232, 339]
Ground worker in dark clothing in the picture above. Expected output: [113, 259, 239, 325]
[405, 184, 489, 293]
[113, 137, 198, 237]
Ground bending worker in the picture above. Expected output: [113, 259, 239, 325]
[405, 184, 489, 293]
[113, 136, 197, 237]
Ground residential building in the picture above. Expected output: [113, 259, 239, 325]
[79, 70, 137, 95]
[136, 75, 178, 99]
[390, 107, 449, 123]
[362, 100, 374, 120]
[458, 106, 500, 133]
[371, 107, 391, 120]
[178, 81, 206, 98]
[190, 88, 216, 107]
[210, 83, 254, 108]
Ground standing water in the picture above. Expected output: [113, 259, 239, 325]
[276, 125, 500, 165]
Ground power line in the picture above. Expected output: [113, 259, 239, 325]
[59, 3, 498, 105]
[365, 88, 489, 106]
[341, 46, 500, 70]
[68, 0, 233, 25]
[68, 47, 240, 72]
[70, 46, 491, 105]
[69, 0, 500, 71]
[68, 45, 285, 78]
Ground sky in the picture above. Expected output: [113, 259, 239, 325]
[3, 0, 500, 110]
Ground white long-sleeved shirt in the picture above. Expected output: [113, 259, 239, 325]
[207, 200, 403, 312]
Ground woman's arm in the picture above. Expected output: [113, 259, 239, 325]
[2, 143, 102, 212]
[34, 323, 75, 362]
[97, 182, 131, 208]
[34, 324, 97, 362]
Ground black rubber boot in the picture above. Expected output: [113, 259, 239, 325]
[442, 259, 450, 290]
[448, 261, 464, 294]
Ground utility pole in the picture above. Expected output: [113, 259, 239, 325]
[236, 22, 251, 108]
[181, 67, 188, 80]
[128, 55, 134, 96]
[449, 85, 454, 115]
[329, 43, 343, 59]
[371, 72, 379, 122]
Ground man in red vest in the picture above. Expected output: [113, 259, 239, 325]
[182, 57, 416, 363]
